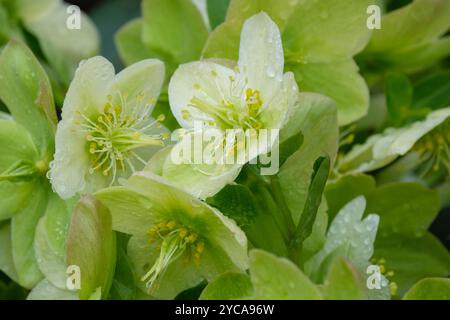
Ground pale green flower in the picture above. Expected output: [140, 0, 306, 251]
[169, 12, 298, 134]
[95, 172, 248, 299]
[162, 12, 299, 198]
[338, 107, 450, 175]
[49, 56, 168, 199]
[1, 0, 99, 85]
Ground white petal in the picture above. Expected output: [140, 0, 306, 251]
[49, 120, 90, 199]
[61, 56, 115, 120]
[238, 12, 284, 104]
[107, 59, 165, 116]
[169, 61, 235, 129]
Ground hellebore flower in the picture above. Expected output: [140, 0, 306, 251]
[95, 172, 248, 299]
[169, 12, 298, 137]
[161, 12, 299, 197]
[49, 57, 168, 199]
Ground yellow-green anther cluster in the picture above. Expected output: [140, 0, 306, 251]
[142, 219, 204, 290]
[79, 94, 166, 183]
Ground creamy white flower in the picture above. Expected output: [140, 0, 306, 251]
[49, 57, 167, 199]
[163, 12, 300, 198]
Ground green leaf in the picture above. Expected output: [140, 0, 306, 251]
[279, 93, 338, 223]
[0, 180, 35, 221]
[288, 60, 369, 125]
[413, 70, 450, 110]
[11, 182, 48, 288]
[278, 131, 303, 168]
[283, 0, 377, 63]
[200, 272, 253, 300]
[365, 182, 440, 237]
[249, 249, 322, 299]
[207, 181, 288, 257]
[366, 0, 450, 53]
[290, 156, 330, 250]
[403, 278, 450, 300]
[142, 0, 209, 65]
[109, 236, 137, 300]
[374, 233, 450, 297]
[322, 258, 367, 300]
[0, 41, 56, 154]
[115, 19, 154, 67]
[325, 174, 376, 223]
[206, 0, 230, 29]
[385, 73, 413, 126]
[66, 195, 117, 300]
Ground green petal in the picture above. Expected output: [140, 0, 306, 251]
[34, 216, 67, 289]
[127, 234, 203, 299]
[11, 183, 48, 288]
[95, 186, 163, 235]
[339, 107, 450, 173]
[66, 195, 116, 300]
[14, 0, 59, 21]
[0, 41, 57, 153]
[142, 0, 209, 65]
[161, 139, 241, 200]
[278, 93, 338, 222]
[403, 278, 450, 300]
[23, 3, 99, 85]
[200, 272, 253, 300]
[289, 59, 369, 125]
[322, 258, 367, 300]
[250, 249, 322, 299]
[283, 0, 377, 63]
[107, 59, 165, 115]
[0, 222, 19, 283]
[60, 56, 114, 120]
[27, 279, 78, 300]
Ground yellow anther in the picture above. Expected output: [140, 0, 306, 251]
[193, 83, 201, 90]
[115, 106, 122, 114]
[179, 228, 188, 239]
[133, 132, 142, 140]
[182, 110, 190, 120]
[157, 114, 166, 122]
[162, 133, 171, 139]
[102, 169, 109, 176]
[389, 282, 398, 296]
[157, 222, 166, 229]
[379, 265, 386, 274]
[378, 258, 386, 265]
[86, 135, 93, 141]
[166, 220, 177, 229]
[386, 271, 395, 277]
[196, 241, 204, 254]
[186, 233, 198, 243]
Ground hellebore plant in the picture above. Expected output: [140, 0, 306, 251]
[95, 172, 248, 299]
[49, 57, 169, 199]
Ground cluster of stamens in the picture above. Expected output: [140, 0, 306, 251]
[181, 71, 264, 130]
[142, 220, 204, 290]
[78, 93, 168, 184]
[413, 120, 450, 177]
[370, 257, 397, 296]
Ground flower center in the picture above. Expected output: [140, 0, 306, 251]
[141, 220, 204, 290]
[79, 94, 167, 183]
[413, 120, 450, 176]
[182, 74, 264, 130]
